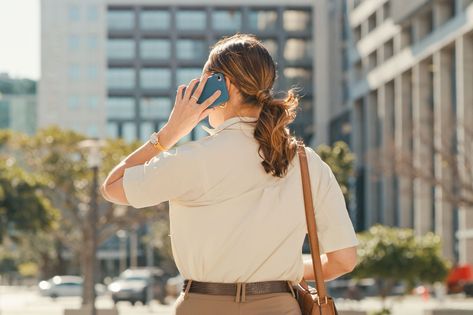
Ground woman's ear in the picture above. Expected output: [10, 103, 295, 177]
[225, 76, 232, 96]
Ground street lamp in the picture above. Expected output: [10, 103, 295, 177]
[78, 138, 104, 315]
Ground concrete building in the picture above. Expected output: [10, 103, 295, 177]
[40, 0, 315, 145]
[0, 94, 37, 135]
[317, 0, 473, 264]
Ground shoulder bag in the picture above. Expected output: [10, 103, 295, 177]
[295, 142, 338, 315]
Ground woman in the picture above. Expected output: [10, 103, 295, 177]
[101, 33, 359, 315]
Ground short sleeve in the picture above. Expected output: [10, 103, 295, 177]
[122, 144, 205, 209]
[305, 147, 359, 254]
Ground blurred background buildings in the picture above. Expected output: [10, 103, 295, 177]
[38, 0, 315, 145]
[342, 0, 473, 265]
[0, 0, 470, 275]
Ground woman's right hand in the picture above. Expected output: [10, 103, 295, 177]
[159, 74, 221, 148]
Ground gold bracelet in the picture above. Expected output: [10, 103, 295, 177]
[150, 131, 170, 151]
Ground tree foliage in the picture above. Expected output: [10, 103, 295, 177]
[0, 157, 58, 243]
[316, 141, 355, 202]
[352, 225, 451, 297]
[0, 126, 167, 304]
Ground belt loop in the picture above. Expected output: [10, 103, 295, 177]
[287, 281, 296, 298]
[183, 279, 193, 300]
[235, 282, 242, 303]
[241, 282, 246, 303]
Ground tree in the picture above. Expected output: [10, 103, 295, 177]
[0, 157, 58, 243]
[1, 127, 166, 306]
[352, 225, 450, 313]
[316, 141, 355, 203]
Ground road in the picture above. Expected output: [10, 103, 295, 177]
[2, 286, 473, 315]
[0, 286, 175, 315]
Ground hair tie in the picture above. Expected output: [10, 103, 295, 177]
[256, 89, 272, 105]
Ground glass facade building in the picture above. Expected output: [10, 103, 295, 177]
[106, 5, 314, 144]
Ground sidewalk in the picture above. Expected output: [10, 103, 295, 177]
[336, 295, 473, 315]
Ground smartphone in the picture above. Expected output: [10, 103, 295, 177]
[181, 72, 229, 108]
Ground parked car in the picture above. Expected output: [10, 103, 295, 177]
[108, 268, 167, 305]
[38, 275, 105, 299]
[446, 263, 473, 296]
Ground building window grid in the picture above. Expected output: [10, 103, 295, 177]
[107, 5, 313, 141]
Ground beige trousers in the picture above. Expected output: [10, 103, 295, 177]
[172, 279, 302, 315]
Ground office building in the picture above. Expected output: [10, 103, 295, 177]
[0, 73, 37, 135]
[318, 0, 473, 264]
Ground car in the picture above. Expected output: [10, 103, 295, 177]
[38, 275, 105, 299]
[108, 268, 167, 305]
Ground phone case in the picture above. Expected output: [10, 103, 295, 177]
[182, 72, 229, 108]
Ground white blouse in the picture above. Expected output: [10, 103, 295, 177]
[123, 116, 359, 285]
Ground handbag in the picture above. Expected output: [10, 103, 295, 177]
[295, 142, 338, 315]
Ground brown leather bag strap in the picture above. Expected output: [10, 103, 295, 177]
[296, 141, 328, 300]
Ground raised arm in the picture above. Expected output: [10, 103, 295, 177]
[100, 75, 220, 205]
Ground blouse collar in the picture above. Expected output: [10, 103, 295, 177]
[201, 116, 258, 136]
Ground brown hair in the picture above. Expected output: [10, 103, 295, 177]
[204, 33, 300, 178]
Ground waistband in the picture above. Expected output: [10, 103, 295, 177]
[182, 279, 296, 303]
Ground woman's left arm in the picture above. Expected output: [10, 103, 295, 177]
[100, 74, 220, 205]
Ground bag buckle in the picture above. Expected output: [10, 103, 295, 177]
[316, 295, 328, 306]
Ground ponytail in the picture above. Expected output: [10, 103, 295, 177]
[253, 88, 300, 178]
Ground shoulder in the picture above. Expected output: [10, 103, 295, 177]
[302, 145, 335, 181]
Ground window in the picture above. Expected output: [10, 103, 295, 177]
[261, 39, 278, 58]
[108, 39, 134, 59]
[69, 5, 80, 21]
[284, 67, 312, 92]
[284, 39, 313, 63]
[88, 96, 98, 108]
[176, 39, 207, 60]
[108, 10, 134, 30]
[384, 38, 394, 60]
[140, 10, 170, 30]
[87, 124, 98, 137]
[67, 96, 80, 109]
[68, 35, 80, 50]
[87, 65, 97, 79]
[107, 68, 135, 89]
[383, 2, 390, 21]
[68, 65, 80, 80]
[140, 68, 171, 89]
[87, 5, 98, 21]
[140, 97, 171, 119]
[107, 97, 135, 119]
[176, 10, 206, 30]
[283, 10, 311, 32]
[176, 68, 202, 85]
[367, 13, 376, 32]
[140, 122, 155, 141]
[354, 25, 362, 42]
[249, 10, 278, 31]
[140, 39, 171, 60]
[368, 51, 377, 70]
[212, 10, 242, 31]
[107, 122, 119, 138]
[87, 35, 98, 49]
[401, 25, 412, 48]
[355, 60, 363, 81]
[122, 122, 137, 142]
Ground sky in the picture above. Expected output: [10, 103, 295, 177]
[0, 0, 40, 80]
